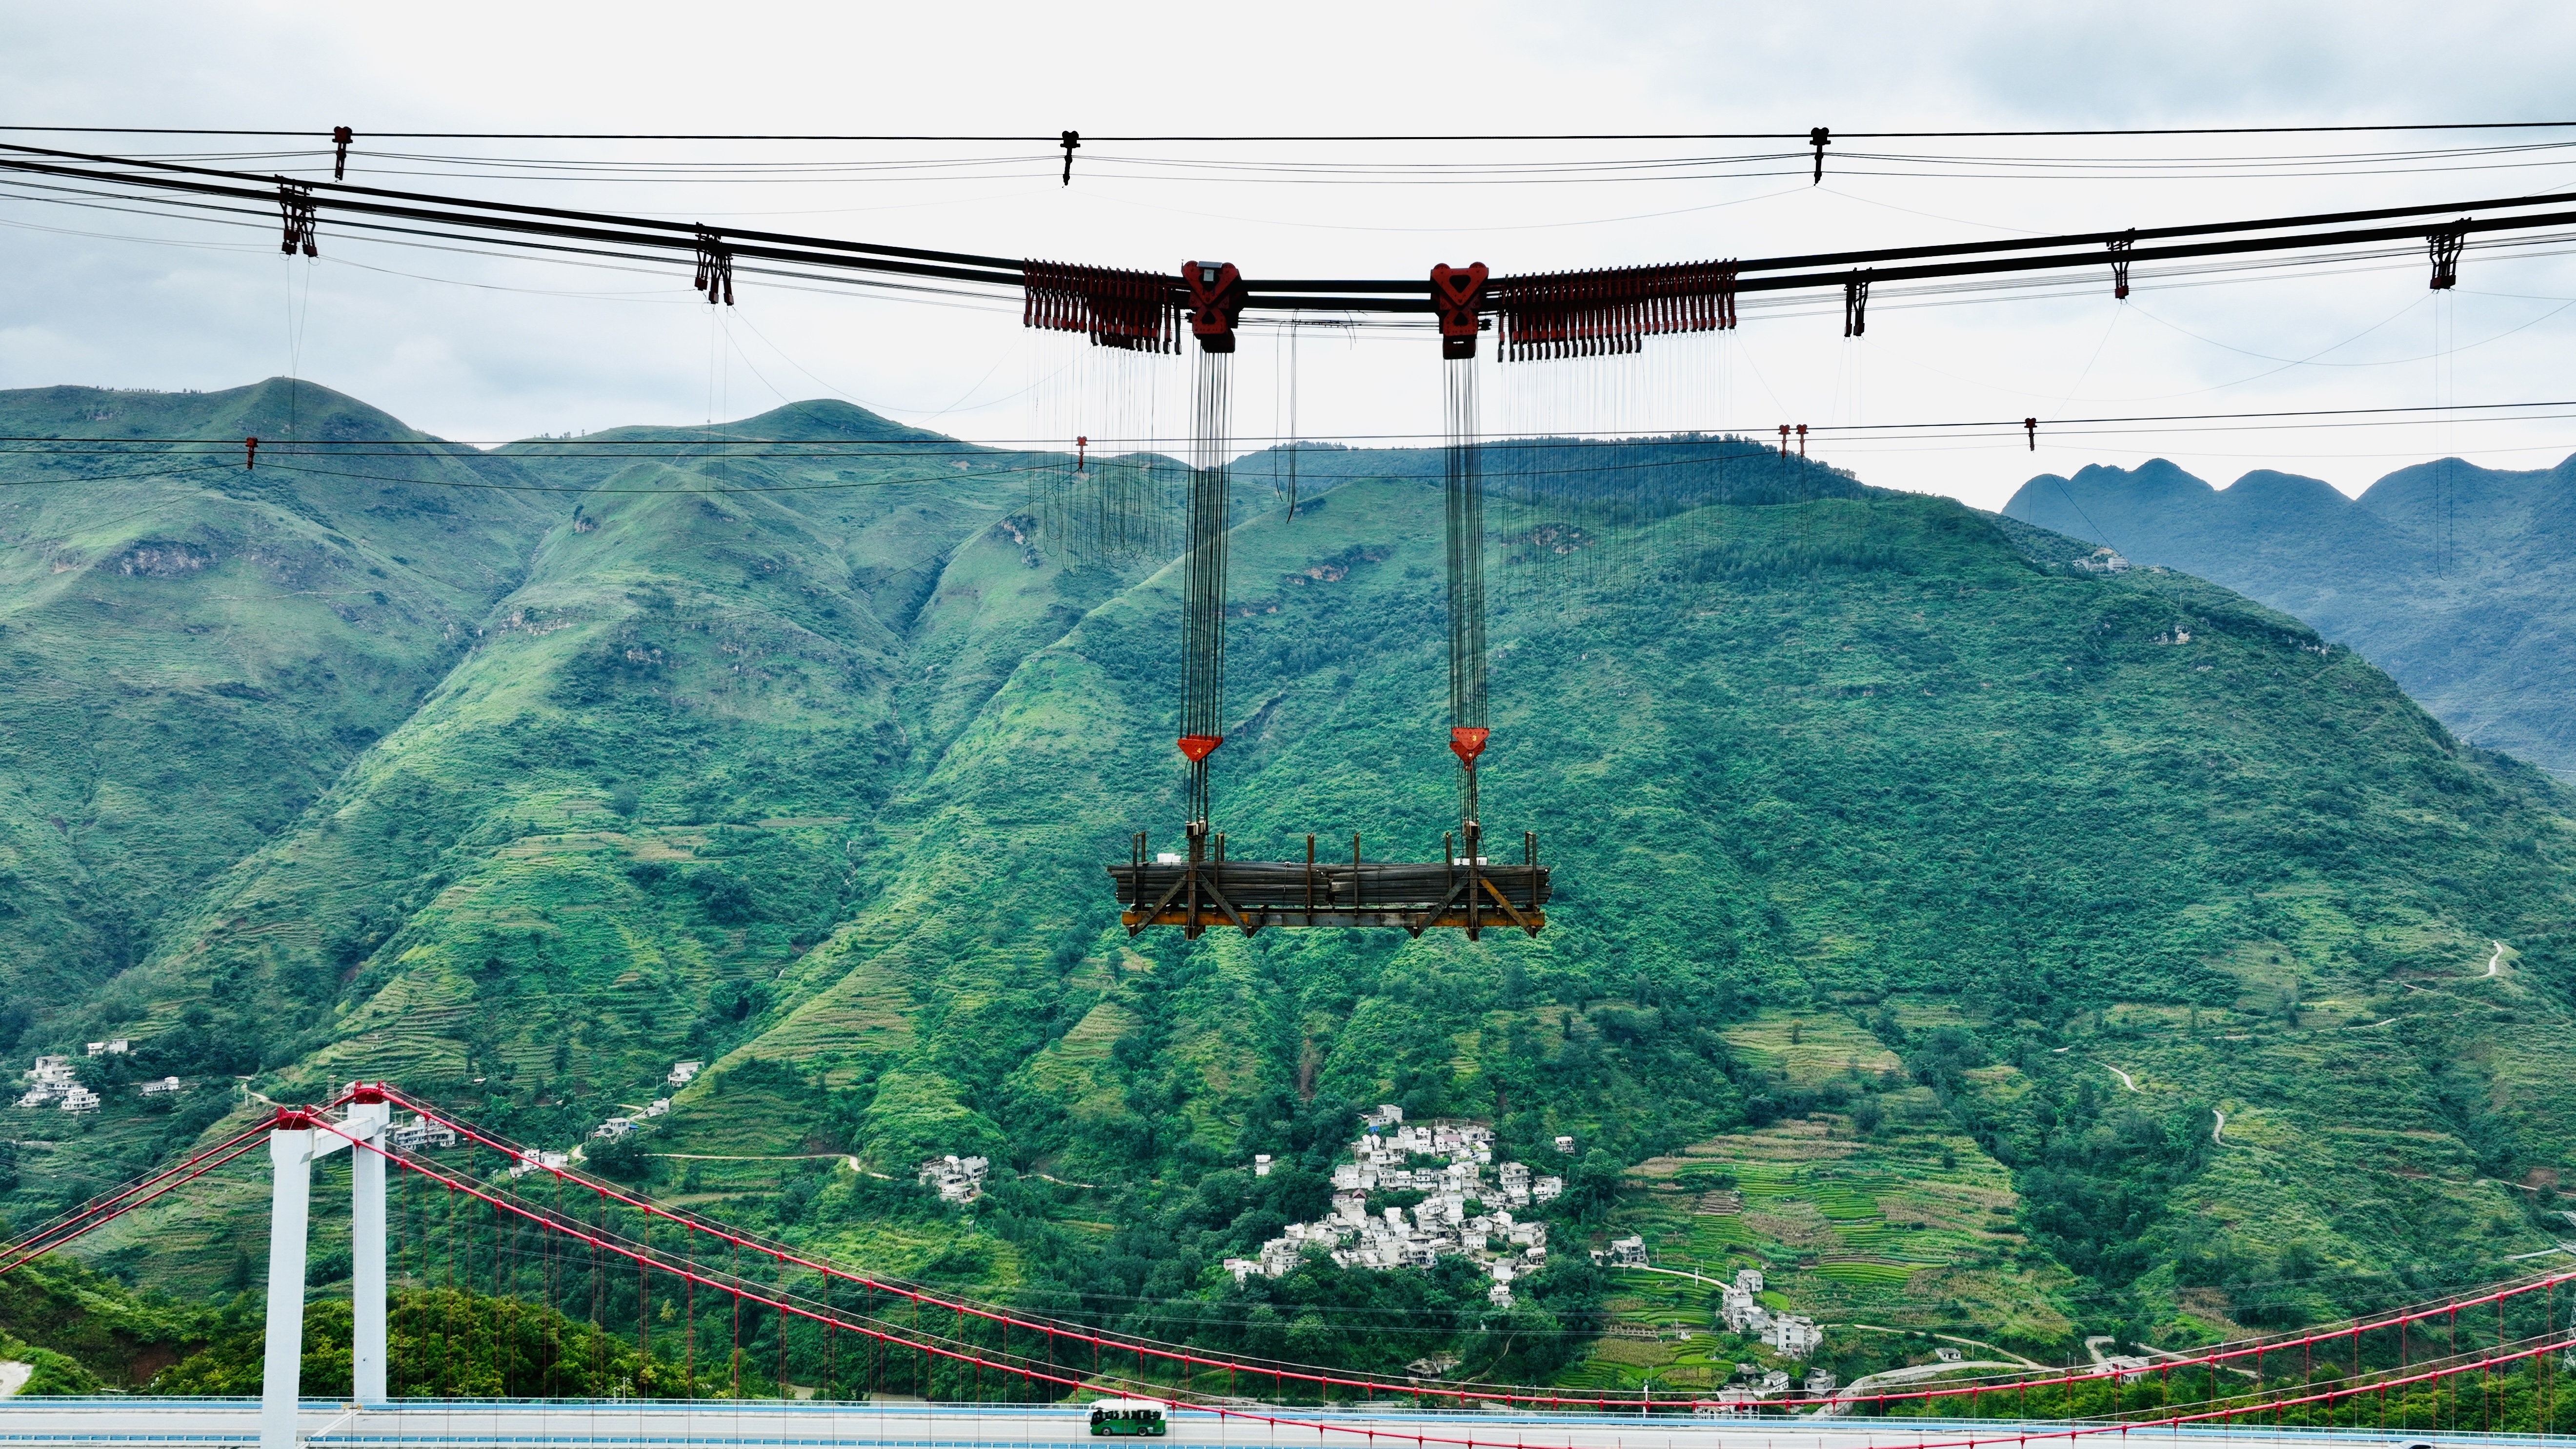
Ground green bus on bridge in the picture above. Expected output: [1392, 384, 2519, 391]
[1088, 1399, 1168, 1436]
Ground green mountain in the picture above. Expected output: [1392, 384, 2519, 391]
[6, 381, 2576, 1394]
[0, 380, 550, 1022]
[2002, 454, 2576, 777]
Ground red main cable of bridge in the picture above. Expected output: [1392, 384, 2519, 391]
[353, 1086, 2576, 1420]
[313, 1107, 2576, 1449]
[0, 1088, 2567, 1425]
[0, 1117, 274, 1276]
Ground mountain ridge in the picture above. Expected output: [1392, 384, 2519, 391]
[2003, 451, 2576, 774]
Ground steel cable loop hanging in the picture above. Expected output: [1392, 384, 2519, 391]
[1843, 270, 1872, 337]
[1022, 260, 1181, 352]
[1493, 261, 1736, 362]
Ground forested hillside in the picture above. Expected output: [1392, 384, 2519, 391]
[6, 380, 2576, 1392]
[2003, 453, 2576, 777]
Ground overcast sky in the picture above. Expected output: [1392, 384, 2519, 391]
[6, 0, 2575, 508]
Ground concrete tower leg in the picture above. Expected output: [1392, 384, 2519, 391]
[260, 1117, 316, 1449]
[347, 1088, 392, 1404]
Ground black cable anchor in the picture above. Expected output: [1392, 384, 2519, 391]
[277, 179, 317, 257]
[1060, 130, 1080, 186]
[332, 126, 354, 181]
[1842, 269, 1871, 337]
[2428, 220, 2468, 290]
[2025, 417, 2038, 451]
[2109, 229, 2134, 299]
[1810, 127, 1831, 184]
[691, 227, 734, 305]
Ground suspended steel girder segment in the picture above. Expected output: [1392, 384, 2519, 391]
[1112, 832, 1547, 940]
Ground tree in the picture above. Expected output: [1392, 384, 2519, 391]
[1570, 1149, 1625, 1222]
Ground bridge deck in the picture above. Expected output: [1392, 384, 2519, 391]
[0, 1401, 2535, 1449]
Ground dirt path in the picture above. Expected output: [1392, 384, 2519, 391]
[2212, 1108, 2228, 1145]
[1822, 1360, 2033, 1415]
[2102, 1064, 2137, 1092]
[1847, 1324, 2047, 1368]
[2487, 940, 2507, 977]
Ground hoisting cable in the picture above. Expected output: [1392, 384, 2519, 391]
[1434, 264, 1492, 933]
[1175, 261, 1246, 935]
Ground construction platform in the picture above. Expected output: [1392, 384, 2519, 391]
[1108, 853, 1549, 939]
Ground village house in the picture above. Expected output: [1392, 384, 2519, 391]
[1231, 1111, 1558, 1305]
[17, 1055, 78, 1108]
[386, 1113, 459, 1151]
[1718, 1265, 1823, 1359]
[919, 1154, 990, 1203]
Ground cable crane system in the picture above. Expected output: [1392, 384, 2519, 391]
[4, 137, 2572, 943]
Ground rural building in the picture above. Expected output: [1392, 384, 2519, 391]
[920, 1154, 990, 1203]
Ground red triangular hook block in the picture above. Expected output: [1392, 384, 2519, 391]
[1177, 734, 1224, 763]
[1449, 727, 1490, 763]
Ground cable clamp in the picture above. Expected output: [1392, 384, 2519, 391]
[2428, 220, 2468, 290]
[277, 178, 317, 257]
[693, 227, 734, 305]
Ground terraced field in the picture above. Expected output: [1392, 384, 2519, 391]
[1551, 1013, 2083, 1389]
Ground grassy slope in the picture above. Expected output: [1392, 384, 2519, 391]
[45, 403, 1152, 1284]
[684, 475, 2576, 1356]
[0, 379, 549, 1024]
[8, 392, 2576, 1375]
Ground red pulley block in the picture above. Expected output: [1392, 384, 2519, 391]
[1182, 261, 1245, 353]
[1176, 734, 1223, 763]
[1430, 263, 1488, 360]
[1449, 727, 1489, 763]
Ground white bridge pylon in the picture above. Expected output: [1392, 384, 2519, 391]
[262, 1085, 391, 1449]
